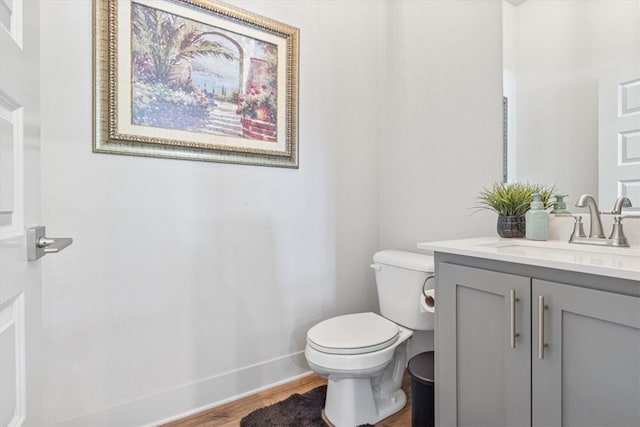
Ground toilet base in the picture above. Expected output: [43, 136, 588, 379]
[323, 376, 407, 426]
[374, 388, 407, 422]
[321, 387, 406, 426]
[321, 409, 334, 427]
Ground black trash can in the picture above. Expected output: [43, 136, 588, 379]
[407, 351, 434, 427]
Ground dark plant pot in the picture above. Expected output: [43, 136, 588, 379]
[497, 215, 526, 238]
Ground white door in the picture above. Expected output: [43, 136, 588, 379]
[0, 1, 42, 425]
[599, 63, 640, 212]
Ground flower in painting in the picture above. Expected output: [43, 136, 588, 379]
[237, 83, 277, 122]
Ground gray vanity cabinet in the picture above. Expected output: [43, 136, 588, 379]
[437, 261, 640, 427]
[532, 279, 640, 427]
[437, 263, 531, 427]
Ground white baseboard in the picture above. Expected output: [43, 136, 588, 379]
[53, 351, 311, 427]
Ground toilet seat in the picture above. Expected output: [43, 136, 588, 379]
[306, 312, 399, 355]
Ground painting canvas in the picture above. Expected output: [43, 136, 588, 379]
[94, 0, 299, 167]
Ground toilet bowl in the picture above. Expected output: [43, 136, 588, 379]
[305, 312, 413, 426]
[304, 250, 434, 427]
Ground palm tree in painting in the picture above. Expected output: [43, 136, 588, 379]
[131, 3, 238, 132]
[132, 3, 235, 87]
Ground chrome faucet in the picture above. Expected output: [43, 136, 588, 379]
[569, 195, 633, 247]
[574, 194, 605, 238]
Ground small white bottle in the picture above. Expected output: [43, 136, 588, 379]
[525, 193, 549, 241]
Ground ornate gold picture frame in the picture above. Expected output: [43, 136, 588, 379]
[93, 0, 299, 167]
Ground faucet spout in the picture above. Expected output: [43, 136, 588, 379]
[612, 197, 632, 214]
[575, 194, 605, 238]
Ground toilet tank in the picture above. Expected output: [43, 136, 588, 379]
[371, 250, 434, 331]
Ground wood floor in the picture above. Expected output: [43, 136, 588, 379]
[162, 373, 412, 427]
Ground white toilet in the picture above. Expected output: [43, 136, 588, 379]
[304, 250, 434, 427]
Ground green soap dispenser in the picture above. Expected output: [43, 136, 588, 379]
[550, 194, 570, 214]
[526, 193, 549, 241]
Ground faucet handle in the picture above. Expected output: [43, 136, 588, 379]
[608, 216, 630, 247]
[569, 215, 587, 242]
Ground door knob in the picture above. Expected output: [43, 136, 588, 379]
[27, 226, 73, 261]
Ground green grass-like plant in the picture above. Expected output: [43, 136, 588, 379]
[476, 182, 555, 216]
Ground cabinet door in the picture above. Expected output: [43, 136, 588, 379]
[532, 280, 640, 427]
[437, 263, 531, 427]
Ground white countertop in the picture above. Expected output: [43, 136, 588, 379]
[417, 237, 640, 281]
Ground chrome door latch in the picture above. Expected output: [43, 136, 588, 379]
[27, 226, 73, 261]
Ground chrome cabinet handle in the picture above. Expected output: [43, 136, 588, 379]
[538, 296, 549, 359]
[27, 226, 73, 261]
[510, 289, 520, 348]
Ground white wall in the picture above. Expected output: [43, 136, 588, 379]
[380, 0, 503, 249]
[511, 0, 639, 201]
[39, 0, 503, 425]
[502, 0, 519, 182]
[40, 1, 381, 424]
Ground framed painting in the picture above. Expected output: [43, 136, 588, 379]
[93, 0, 299, 168]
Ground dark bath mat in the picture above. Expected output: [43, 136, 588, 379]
[240, 385, 374, 427]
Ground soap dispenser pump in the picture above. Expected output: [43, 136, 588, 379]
[550, 194, 570, 214]
[526, 193, 549, 241]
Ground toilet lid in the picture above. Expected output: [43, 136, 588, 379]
[306, 312, 399, 355]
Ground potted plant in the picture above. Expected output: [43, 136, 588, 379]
[476, 182, 554, 238]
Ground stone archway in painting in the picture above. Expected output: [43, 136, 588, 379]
[191, 31, 244, 102]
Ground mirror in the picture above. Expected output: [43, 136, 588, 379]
[502, 0, 640, 212]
